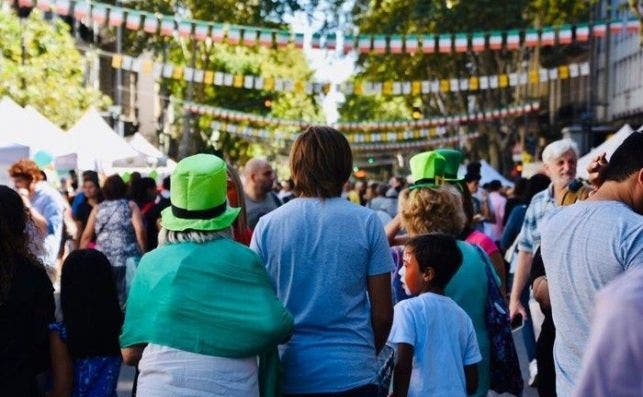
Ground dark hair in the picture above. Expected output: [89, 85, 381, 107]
[162, 175, 171, 191]
[488, 180, 502, 191]
[376, 183, 389, 196]
[405, 233, 463, 289]
[131, 177, 156, 206]
[102, 175, 127, 200]
[512, 178, 529, 201]
[82, 170, 99, 186]
[61, 249, 123, 358]
[456, 181, 476, 239]
[464, 173, 481, 183]
[525, 174, 551, 203]
[290, 126, 353, 198]
[603, 132, 643, 182]
[0, 186, 41, 304]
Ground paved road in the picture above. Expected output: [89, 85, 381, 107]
[117, 332, 539, 397]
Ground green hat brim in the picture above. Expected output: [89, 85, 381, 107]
[160, 205, 241, 232]
[409, 182, 441, 190]
[444, 176, 464, 183]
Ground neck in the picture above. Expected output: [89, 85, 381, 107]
[587, 181, 631, 207]
[244, 186, 266, 201]
[422, 285, 444, 295]
[552, 182, 567, 201]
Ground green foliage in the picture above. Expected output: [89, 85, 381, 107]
[119, 1, 323, 164]
[0, 9, 109, 128]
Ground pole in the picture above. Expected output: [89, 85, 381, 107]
[178, 39, 196, 158]
[114, 0, 123, 136]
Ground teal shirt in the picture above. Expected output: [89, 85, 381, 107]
[445, 241, 494, 397]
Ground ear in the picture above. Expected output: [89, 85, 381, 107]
[638, 169, 643, 185]
[423, 267, 435, 283]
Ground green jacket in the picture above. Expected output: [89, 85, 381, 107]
[121, 237, 293, 396]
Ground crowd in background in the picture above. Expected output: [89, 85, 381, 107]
[1, 127, 641, 397]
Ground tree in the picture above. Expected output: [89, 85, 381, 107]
[341, 0, 593, 172]
[0, 9, 109, 128]
[102, 0, 324, 164]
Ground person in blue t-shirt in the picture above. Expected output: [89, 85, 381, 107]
[251, 126, 393, 396]
[389, 233, 481, 397]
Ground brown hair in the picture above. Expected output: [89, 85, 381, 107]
[8, 159, 43, 183]
[400, 186, 466, 237]
[290, 126, 353, 198]
[102, 174, 127, 201]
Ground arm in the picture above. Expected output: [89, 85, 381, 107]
[508, 250, 533, 320]
[121, 344, 147, 366]
[79, 207, 97, 249]
[392, 343, 413, 397]
[47, 331, 73, 397]
[586, 152, 608, 189]
[367, 273, 393, 354]
[488, 251, 506, 296]
[532, 276, 550, 309]
[385, 214, 403, 246]
[129, 201, 147, 253]
[464, 364, 479, 395]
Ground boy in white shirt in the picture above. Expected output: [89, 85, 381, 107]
[389, 233, 481, 397]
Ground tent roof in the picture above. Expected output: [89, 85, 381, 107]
[66, 108, 138, 170]
[577, 124, 634, 179]
[0, 97, 73, 157]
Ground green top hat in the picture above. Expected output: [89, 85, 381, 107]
[409, 151, 446, 190]
[161, 154, 241, 232]
[435, 148, 464, 182]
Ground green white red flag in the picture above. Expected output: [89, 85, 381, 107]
[455, 34, 468, 52]
[126, 12, 141, 30]
[438, 34, 452, 53]
[506, 30, 520, 49]
[558, 25, 572, 44]
[143, 15, 158, 34]
[488, 31, 502, 50]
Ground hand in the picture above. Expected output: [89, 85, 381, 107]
[509, 297, 527, 321]
[17, 188, 31, 209]
[587, 152, 608, 188]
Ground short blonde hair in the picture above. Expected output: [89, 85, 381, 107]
[400, 186, 466, 237]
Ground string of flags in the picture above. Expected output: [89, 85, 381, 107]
[15, 0, 641, 55]
[113, 53, 589, 97]
[200, 102, 540, 134]
[211, 120, 482, 151]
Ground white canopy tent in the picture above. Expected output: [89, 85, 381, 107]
[577, 124, 634, 179]
[113, 133, 176, 169]
[0, 139, 30, 186]
[0, 97, 73, 158]
[66, 108, 139, 171]
[458, 160, 514, 187]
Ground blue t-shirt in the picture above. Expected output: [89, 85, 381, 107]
[250, 197, 394, 393]
[541, 200, 643, 396]
[388, 293, 481, 397]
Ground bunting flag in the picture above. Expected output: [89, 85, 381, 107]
[36, 0, 51, 12]
[311, 33, 322, 49]
[405, 35, 419, 53]
[576, 24, 590, 41]
[113, 53, 589, 97]
[558, 25, 573, 44]
[489, 31, 503, 50]
[421, 35, 435, 53]
[506, 30, 520, 50]
[593, 23, 607, 37]
[524, 29, 539, 47]
[20, 0, 641, 55]
[55, 0, 70, 15]
[91, 4, 107, 25]
[73, 2, 88, 20]
[187, 101, 541, 133]
[108, 6, 123, 27]
[373, 35, 387, 54]
[143, 15, 158, 34]
[455, 34, 468, 53]
[211, 25, 225, 42]
[541, 27, 555, 46]
[211, 119, 484, 150]
[125, 11, 142, 30]
[194, 23, 209, 41]
[438, 34, 452, 53]
[389, 35, 403, 54]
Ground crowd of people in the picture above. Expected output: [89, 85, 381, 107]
[0, 125, 641, 397]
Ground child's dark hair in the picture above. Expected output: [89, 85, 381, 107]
[405, 233, 463, 289]
[61, 249, 123, 358]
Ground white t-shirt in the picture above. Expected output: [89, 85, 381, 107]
[388, 293, 481, 397]
[137, 344, 259, 397]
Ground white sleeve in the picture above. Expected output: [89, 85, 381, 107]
[388, 302, 416, 346]
[462, 315, 482, 365]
